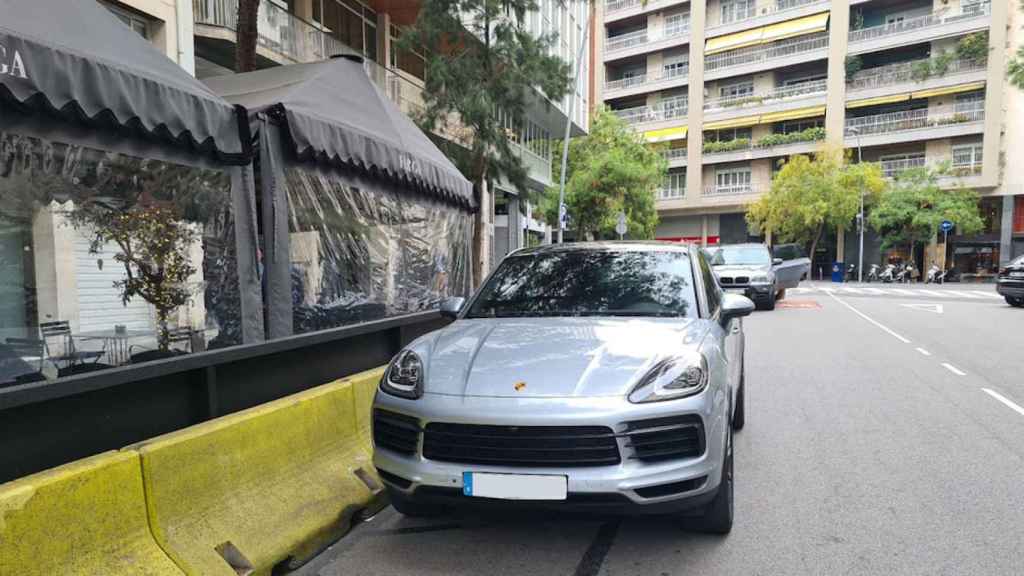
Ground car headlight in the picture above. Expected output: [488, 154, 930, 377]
[381, 350, 424, 399]
[750, 275, 770, 284]
[628, 354, 709, 404]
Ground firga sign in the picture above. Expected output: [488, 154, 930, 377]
[0, 43, 28, 79]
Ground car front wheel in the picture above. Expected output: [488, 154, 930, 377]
[1007, 296, 1024, 308]
[696, 431, 734, 534]
[387, 487, 444, 518]
[732, 373, 745, 431]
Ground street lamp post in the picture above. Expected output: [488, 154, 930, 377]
[849, 127, 864, 283]
[556, 5, 593, 244]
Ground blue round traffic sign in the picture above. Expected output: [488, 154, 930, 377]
[940, 220, 954, 232]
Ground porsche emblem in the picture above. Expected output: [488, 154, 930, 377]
[514, 381, 527, 392]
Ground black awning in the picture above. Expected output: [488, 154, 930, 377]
[204, 57, 474, 208]
[0, 0, 248, 164]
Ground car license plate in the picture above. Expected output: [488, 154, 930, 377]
[725, 288, 745, 294]
[462, 472, 567, 500]
[1011, 271, 1024, 278]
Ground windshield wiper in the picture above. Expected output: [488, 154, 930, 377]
[578, 310, 685, 318]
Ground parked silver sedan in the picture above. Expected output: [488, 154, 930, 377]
[372, 242, 754, 533]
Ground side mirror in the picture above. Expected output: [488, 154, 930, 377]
[720, 293, 755, 322]
[439, 297, 465, 319]
[772, 257, 784, 266]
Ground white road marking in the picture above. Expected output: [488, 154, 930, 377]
[941, 363, 967, 376]
[900, 303, 944, 314]
[825, 291, 912, 344]
[916, 347, 932, 356]
[943, 290, 979, 299]
[840, 287, 863, 294]
[982, 388, 1024, 418]
[968, 291, 1001, 299]
[888, 288, 916, 296]
[913, 289, 943, 297]
[861, 288, 886, 295]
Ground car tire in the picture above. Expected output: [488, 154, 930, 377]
[1007, 297, 1024, 308]
[732, 373, 745, 431]
[760, 291, 776, 311]
[776, 289, 786, 301]
[387, 487, 444, 518]
[697, 431, 734, 534]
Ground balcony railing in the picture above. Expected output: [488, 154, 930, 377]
[704, 79, 827, 111]
[606, 0, 641, 13]
[194, 0, 349, 63]
[847, 58, 987, 91]
[713, 0, 824, 29]
[605, 64, 689, 92]
[845, 106, 984, 137]
[879, 157, 926, 178]
[880, 158, 983, 179]
[702, 182, 765, 197]
[605, 21, 690, 52]
[848, 2, 991, 44]
[704, 33, 828, 72]
[612, 96, 688, 125]
[663, 148, 688, 162]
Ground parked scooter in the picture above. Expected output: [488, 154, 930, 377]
[867, 264, 881, 283]
[880, 264, 896, 283]
[926, 264, 945, 284]
[846, 263, 857, 282]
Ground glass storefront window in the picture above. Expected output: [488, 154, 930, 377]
[0, 132, 242, 387]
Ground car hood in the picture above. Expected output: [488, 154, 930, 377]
[416, 317, 708, 398]
[712, 264, 771, 276]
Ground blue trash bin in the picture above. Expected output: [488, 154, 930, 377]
[831, 261, 845, 283]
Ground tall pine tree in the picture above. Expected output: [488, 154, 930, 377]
[399, 0, 574, 284]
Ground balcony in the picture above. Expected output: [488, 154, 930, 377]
[847, 58, 987, 93]
[702, 127, 825, 164]
[658, 172, 687, 200]
[844, 107, 985, 146]
[879, 156, 926, 178]
[612, 96, 688, 127]
[604, 20, 691, 61]
[605, 0, 690, 24]
[663, 147, 688, 167]
[704, 79, 827, 122]
[703, 33, 828, 81]
[879, 157, 983, 186]
[706, 0, 829, 40]
[193, 0, 349, 65]
[847, 3, 991, 56]
[702, 182, 766, 198]
[604, 64, 689, 99]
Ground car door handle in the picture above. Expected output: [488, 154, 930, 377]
[730, 324, 741, 334]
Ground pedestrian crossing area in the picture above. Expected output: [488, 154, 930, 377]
[789, 284, 1003, 301]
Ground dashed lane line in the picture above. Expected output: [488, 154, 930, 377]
[916, 348, 932, 356]
[825, 291, 911, 344]
[982, 389, 1024, 418]
[942, 363, 967, 376]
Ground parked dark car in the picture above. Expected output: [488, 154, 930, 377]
[997, 255, 1024, 307]
[707, 243, 808, 310]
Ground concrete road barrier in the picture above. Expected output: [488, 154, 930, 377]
[133, 367, 387, 576]
[0, 450, 183, 576]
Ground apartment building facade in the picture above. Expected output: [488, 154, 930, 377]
[102, 0, 589, 267]
[596, 0, 1023, 275]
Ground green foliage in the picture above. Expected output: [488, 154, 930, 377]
[845, 55, 863, 81]
[955, 31, 989, 61]
[1011, 4, 1024, 90]
[869, 166, 984, 254]
[720, 95, 764, 108]
[746, 148, 886, 258]
[400, 0, 572, 198]
[703, 138, 750, 154]
[540, 110, 666, 240]
[910, 59, 934, 81]
[69, 204, 198, 350]
[850, 7, 865, 30]
[755, 127, 826, 148]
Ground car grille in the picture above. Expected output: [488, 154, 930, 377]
[623, 415, 705, 462]
[422, 423, 621, 467]
[718, 276, 749, 287]
[373, 410, 421, 455]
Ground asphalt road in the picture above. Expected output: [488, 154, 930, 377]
[296, 282, 1024, 576]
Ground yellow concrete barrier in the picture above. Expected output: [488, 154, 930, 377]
[133, 367, 387, 576]
[351, 367, 384, 447]
[0, 450, 183, 576]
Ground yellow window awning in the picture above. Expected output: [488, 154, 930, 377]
[705, 27, 765, 56]
[703, 115, 760, 131]
[847, 93, 911, 108]
[761, 12, 830, 43]
[645, 125, 688, 142]
[705, 12, 829, 56]
[758, 105, 826, 124]
[911, 81, 986, 100]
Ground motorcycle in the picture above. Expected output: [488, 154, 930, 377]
[867, 264, 881, 283]
[880, 264, 896, 283]
[926, 264, 947, 284]
[846, 263, 857, 282]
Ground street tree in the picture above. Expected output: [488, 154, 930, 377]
[1008, 1, 1024, 89]
[540, 109, 665, 240]
[746, 149, 886, 260]
[235, 0, 260, 72]
[399, 0, 573, 284]
[869, 166, 984, 263]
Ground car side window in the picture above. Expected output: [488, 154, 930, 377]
[698, 251, 721, 316]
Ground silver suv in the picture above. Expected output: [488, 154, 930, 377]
[372, 242, 754, 533]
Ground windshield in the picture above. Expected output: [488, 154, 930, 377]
[466, 250, 697, 318]
[708, 245, 770, 267]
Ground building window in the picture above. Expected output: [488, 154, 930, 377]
[721, 0, 756, 24]
[100, 1, 151, 39]
[1014, 196, 1024, 234]
[705, 127, 752, 143]
[951, 143, 983, 169]
[313, 0, 380, 62]
[776, 117, 824, 134]
[955, 91, 985, 115]
[719, 80, 754, 100]
[716, 166, 752, 191]
[663, 54, 688, 78]
[389, 24, 426, 80]
[664, 12, 690, 35]
[878, 153, 926, 178]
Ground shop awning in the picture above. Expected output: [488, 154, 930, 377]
[0, 0, 248, 163]
[911, 81, 986, 100]
[761, 13, 830, 43]
[645, 125, 688, 142]
[705, 12, 828, 55]
[758, 105, 826, 123]
[847, 93, 911, 108]
[704, 115, 761, 130]
[205, 57, 474, 207]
